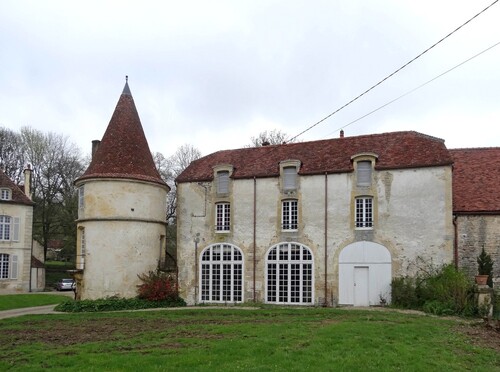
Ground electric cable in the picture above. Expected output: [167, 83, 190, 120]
[323, 40, 500, 138]
[286, 0, 498, 143]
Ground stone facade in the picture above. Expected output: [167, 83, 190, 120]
[457, 215, 500, 278]
[450, 148, 500, 282]
[176, 132, 454, 306]
[0, 168, 36, 293]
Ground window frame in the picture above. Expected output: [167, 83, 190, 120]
[283, 166, 297, 191]
[0, 253, 9, 279]
[279, 160, 301, 193]
[200, 244, 244, 303]
[0, 215, 20, 242]
[265, 242, 314, 305]
[355, 196, 373, 229]
[216, 171, 230, 195]
[356, 161, 372, 186]
[78, 186, 85, 210]
[282, 199, 298, 231]
[215, 202, 231, 232]
[0, 188, 11, 201]
[0, 215, 12, 241]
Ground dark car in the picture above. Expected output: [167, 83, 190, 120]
[55, 278, 75, 291]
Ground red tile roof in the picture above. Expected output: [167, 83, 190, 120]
[450, 148, 500, 214]
[0, 169, 34, 206]
[76, 82, 166, 187]
[177, 131, 453, 182]
[31, 256, 45, 268]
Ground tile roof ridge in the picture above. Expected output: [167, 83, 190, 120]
[450, 147, 500, 151]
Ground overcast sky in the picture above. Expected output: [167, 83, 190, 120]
[0, 1, 499, 158]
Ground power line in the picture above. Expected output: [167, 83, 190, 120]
[287, 0, 499, 143]
[323, 40, 500, 138]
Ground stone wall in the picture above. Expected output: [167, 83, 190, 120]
[457, 215, 500, 278]
[177, 165, 454, 305]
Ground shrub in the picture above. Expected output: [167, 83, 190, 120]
[477, 246, 494, 287]
[55, 296, 186, 313]
[137, 270, 179, 302]
[420, 264, 474, 315]
[391, 264, 475, 316]
[391, 276, 421, 309]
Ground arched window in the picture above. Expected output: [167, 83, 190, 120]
[200, 244, 243, 303]
[266, 242, 313, 305]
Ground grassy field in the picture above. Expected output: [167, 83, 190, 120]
[0, 307, 498, 371]
[0, 293, 71, 311]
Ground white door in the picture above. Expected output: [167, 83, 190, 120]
[353, 266, 369, 306]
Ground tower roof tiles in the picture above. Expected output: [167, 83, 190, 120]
[76, 81, 166, 187]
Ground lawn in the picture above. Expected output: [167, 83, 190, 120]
[0, 307, 498, 371]
[0, 293, 71, 311]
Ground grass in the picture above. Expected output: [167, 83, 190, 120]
[0, 307, 498, 371]
[0, 293, 70, 311]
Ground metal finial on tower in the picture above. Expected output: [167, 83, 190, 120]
[122, 76, 131, 96]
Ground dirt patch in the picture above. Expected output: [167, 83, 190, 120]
[2, 316, 273, 346]
[455, 320, 500, 352]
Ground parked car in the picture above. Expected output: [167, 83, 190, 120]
[55, 278, 75, 291]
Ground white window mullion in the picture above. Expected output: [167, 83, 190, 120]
[230, 263, 234, 302]
[208, 264, 212, 302]
[298, 262, 302, 304]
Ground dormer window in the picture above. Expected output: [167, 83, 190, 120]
[217, 171, 229, 194]
[351, 153, 378, 187]
[357, 161, 372, 186]
[213, 164, 233, 196]
[0, 188, 11, 201]
[283, 167, 297, 191]
[280, 160, 301, 193]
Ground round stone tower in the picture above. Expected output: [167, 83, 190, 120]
[74, 79, 169, 300]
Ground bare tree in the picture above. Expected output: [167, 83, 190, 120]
[0, 127, 25, 183]
[153, 144, 201, 270]
[169, 144, 202, 178]
[20, 127, 86, 259]
[248, 129, 296, 147]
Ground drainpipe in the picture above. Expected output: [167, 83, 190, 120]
[25, 165, 33, 292]
[324, 172, 328, 306]
[453, 215, 458, 269]
[194, 233, 200, 304]
[253, 176, 257, 302]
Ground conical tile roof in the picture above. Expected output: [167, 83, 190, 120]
[76, 81, 166, 187]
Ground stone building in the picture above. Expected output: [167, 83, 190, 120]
[451, 148, 500, 278]
[0, 167, 44, 293]
[176, 131, 455, 306]
[74, 80, 169, 300]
